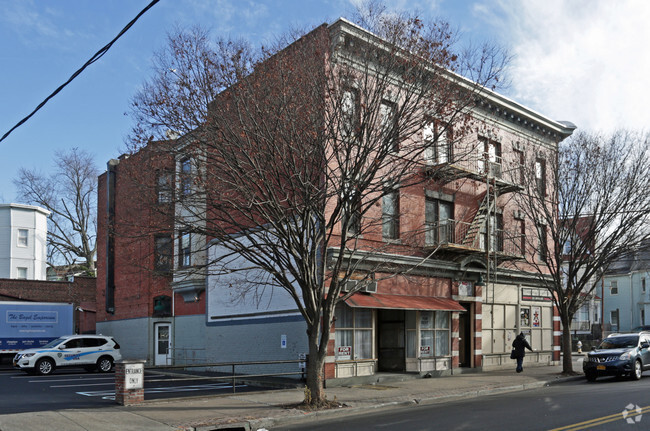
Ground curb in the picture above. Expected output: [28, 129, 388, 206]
[243, 375, 585, 430]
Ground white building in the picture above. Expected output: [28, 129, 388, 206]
[0, 204, 50, 280]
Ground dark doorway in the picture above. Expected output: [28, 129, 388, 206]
[458, 303, 472, 367]
[377, 309, 405, 372]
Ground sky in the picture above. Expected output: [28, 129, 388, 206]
[0, 0, 648, 203]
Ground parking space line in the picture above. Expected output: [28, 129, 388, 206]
[52, 382, 115, 388]
[28, 377, 115, 383]
[76, 383, 247, 397]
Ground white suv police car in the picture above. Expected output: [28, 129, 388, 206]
[13, 335, 122, 375]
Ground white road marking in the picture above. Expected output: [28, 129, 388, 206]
[76, 383, 246, 397]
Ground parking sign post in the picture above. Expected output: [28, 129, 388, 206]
[115, 360, 145, 405]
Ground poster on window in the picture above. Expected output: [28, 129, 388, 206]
[337, 346, 351, 360]
[520, 307, 530, 327]
[531, 306, 541, 327]
[420, 345, 432, 356]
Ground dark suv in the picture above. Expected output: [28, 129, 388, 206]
[583, 332, 650, 381]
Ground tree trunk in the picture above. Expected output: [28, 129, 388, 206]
[304, 328, 326, 405]
[561, 319, 574, 374]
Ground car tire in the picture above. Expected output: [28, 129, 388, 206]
[36, 358, 55, 376]
[631, 360, 643, 380]
[585, 371, 597, 382]
[97, 356, 113, 373]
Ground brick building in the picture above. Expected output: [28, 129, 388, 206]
[97, 19, 574, 380]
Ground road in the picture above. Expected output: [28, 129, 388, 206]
[0, 366, 276, 414]
[277, 375, 650, 431]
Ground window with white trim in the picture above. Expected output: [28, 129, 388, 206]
[17, 229, 28, 247]
[382, 189, 399, 240]
[16, 267, 27, 279]
[610, 281, 618, 295]
[178, 231, 192, 268]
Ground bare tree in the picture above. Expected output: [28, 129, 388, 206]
[514, 130, 650, 374]
[14, 148, 98, 276]
[126, 9, 507, 404]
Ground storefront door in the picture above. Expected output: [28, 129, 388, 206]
[154, 322, 172, 366]
[377, 309, 405, 372]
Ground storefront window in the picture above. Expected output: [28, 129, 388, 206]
[335, 305, 373, 360]
[406, 311, 417, 358]
[520, 307, 530, 327]
[420, 311, 450, 357]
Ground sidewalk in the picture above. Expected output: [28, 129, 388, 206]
[0, 357, 585, 431]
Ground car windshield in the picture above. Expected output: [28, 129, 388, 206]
[598, 336, 639, 349]
[41, 338, 66, 348]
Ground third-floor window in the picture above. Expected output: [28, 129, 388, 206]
[179, 157, 192, 197]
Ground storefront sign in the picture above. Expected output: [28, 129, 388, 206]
[521, 288, 552, 302]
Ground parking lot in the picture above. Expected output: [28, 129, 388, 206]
[0, 363, 278, 414]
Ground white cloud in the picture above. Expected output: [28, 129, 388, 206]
[473, 0, 650, 133]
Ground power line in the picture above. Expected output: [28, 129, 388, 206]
[0, 0, 161, 144]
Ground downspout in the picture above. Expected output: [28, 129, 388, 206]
[105, 159, 119, 314]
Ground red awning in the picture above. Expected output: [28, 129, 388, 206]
[343, 293, 465, 312]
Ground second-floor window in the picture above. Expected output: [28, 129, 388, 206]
[535, 159, 546, 196]
[425, 198, 453, 245]
[382, 190, 399, 240]
[610, 281, 618, 295]
[178, 231, 192, 268]
[154, 235, 173, 272]
[179, 157, 192, 196]
[537, 224, 547, 262]
[17, 229, 28, 247]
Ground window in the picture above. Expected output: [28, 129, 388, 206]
[178, 231, 192, 268]
[537, 224, 548, 262]
[16, 267, 27, 279]
[535, 159, 546, 196]
[610, 281, 618, 295]
[425, 198, 453, 245]
[380, 100, 398, 152]
[478, 138, 501, 178]
[157, 170, 173, 203]
[342, 181, 361, 236]
[514, 149, 525, 185]
[335, 304, 373, 360]
[341, 88, 359, 139]
[17, 229, 28, 247]
[419, 311, 450, 357]
[518, 219, 526, 256]
[382, 189, 399, 240]
[423, 119, 451, 165]
[481, 212, 504, 252]
[154, 235, 173, 272]
[179, 157, 192, 196]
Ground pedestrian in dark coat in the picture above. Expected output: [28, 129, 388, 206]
[512, 332, 533, 373]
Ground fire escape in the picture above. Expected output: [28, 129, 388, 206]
[424, 147, 525, 266]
